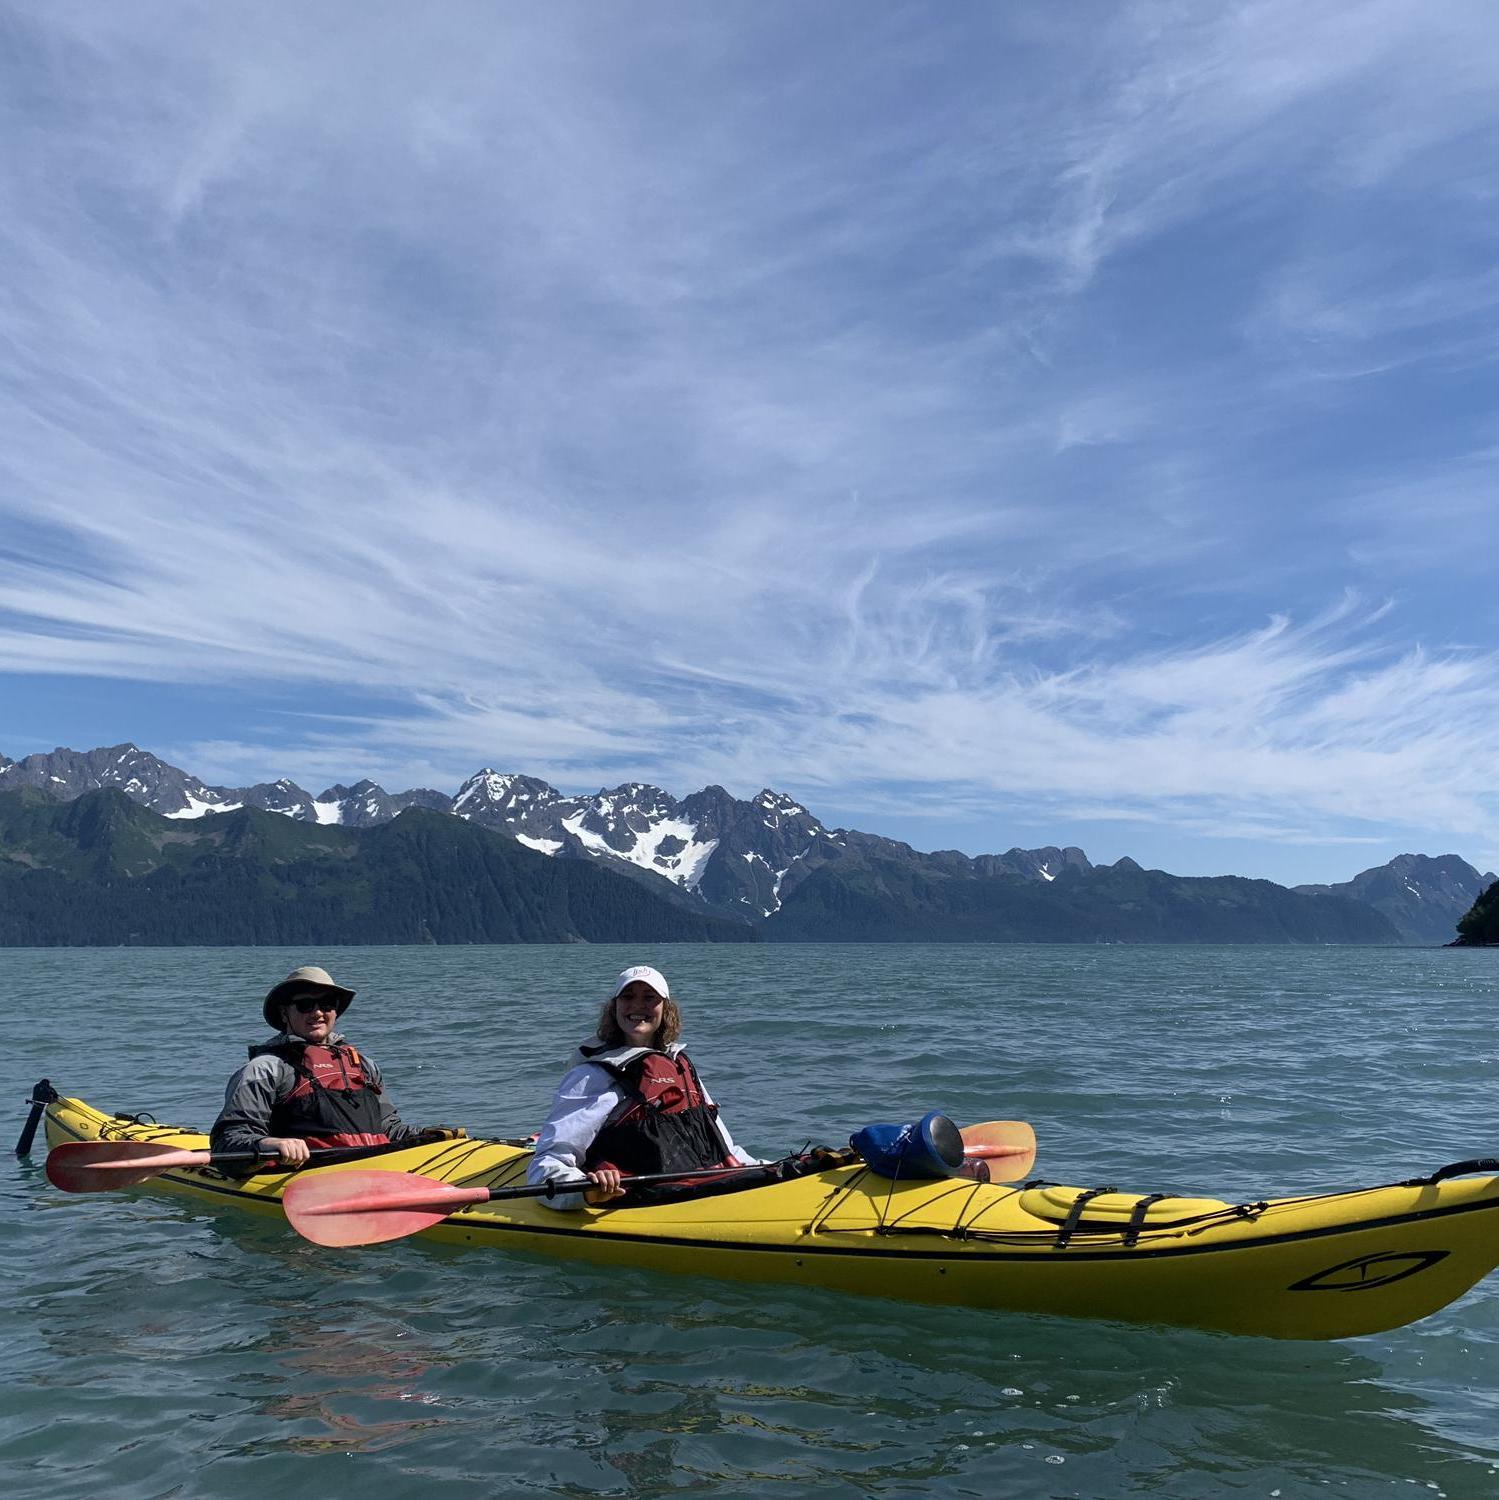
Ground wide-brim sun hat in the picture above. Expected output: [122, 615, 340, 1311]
[262, 965, 357, 1030]
[608, 965, 670, 1001]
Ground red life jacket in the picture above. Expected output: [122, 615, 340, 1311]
[584, 1049, 738, 1179]
[262, 1041, 390, 1149]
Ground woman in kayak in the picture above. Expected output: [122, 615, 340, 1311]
[211, 965, 463, 1164]
[528, 964, 761, 1208]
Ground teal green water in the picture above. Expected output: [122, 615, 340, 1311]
[4, 944, 1499, 1498]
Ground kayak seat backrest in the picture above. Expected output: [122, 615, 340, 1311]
[1019, 1185, 1231, 1226]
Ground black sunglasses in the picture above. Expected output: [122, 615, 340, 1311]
[290, 996, 338, 1014]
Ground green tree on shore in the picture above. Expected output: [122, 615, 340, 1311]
[1455, 881, 1499, 945]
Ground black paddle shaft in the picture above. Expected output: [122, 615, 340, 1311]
[222, 1143, 418, 1172]
[520, 1160, 791, 1201]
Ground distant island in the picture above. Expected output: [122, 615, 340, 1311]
[1, 743, 1495, 947]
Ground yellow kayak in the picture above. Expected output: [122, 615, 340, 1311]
[41, 1091, 1499, 1341]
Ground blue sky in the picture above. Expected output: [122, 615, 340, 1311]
[3, 2, 1498, 884]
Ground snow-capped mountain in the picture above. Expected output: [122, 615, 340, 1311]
[0, 743, 232, 816]
[449, 773, 831, 912]
[440, 776, 1091, 918]
[452, 772, 565, 833]
[311, 780, 453, 827]
[682, 787, 838, 915]
[0, 743, 1096, 921]
[0, 745, 449, 830]
[5, 743, 1490, 941]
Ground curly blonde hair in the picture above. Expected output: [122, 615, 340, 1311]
[596, 993, 682, 1049]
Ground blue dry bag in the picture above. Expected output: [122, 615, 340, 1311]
[850, 1112, 965, 1179]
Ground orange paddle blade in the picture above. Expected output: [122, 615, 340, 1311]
[46, 1141, 213, 1193]
[283, 1169, 491, 1247]
[959, 1120, 1036, 1182]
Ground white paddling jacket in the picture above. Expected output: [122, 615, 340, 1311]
[527, 1041, 760, 1210]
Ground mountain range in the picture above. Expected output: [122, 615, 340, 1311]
[1, 743, 1493, 946]
[1293, 855, 1499, 947]
[0, 788, 749, 947]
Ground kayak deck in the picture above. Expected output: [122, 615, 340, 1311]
[42, 1093, 1499, 1340]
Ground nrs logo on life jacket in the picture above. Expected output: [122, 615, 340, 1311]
[585, 1049, 738, 1178]
[263, 1041, 389, 1150]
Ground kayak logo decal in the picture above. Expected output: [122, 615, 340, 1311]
[1288, 1250, 1449, 1293]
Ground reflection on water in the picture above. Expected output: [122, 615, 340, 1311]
[4, 944, 1499, 1497]
[6, 1185, 1498, 1497]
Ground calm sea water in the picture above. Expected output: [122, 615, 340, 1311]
[4, 943, 1499, 1499]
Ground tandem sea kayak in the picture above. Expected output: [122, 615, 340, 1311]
[36, 1089, 1499, 1341]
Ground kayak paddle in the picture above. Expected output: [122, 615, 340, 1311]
[286, 1120, 1039, 1249]
[46, 1140, 362, 1193]
[285, 1160, 785, 1246]
[45, 1124, 1033, 1195]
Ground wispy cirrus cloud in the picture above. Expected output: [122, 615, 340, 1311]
[3, 2, 1499, 881]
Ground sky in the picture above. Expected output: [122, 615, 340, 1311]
[3, 1, 1498, 885]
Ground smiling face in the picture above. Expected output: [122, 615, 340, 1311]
[611, 980, 666, 1047]
[282, 993, 340, 1044]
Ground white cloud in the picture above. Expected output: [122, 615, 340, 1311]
[4, 3, 1499, 873]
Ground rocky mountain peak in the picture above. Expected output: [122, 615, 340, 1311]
[0, 742, 228, 817]
[755, 788, 811, 817]
[1295, 852, 1498, 944]
[453, 770, 562, 820]
[995, 845, 1093, 881]
[590, 783, 679, 820]
[312, 779, 402, 828]
[238, 780, 317, 819]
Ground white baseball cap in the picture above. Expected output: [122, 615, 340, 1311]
[608, 965, 670, 1001]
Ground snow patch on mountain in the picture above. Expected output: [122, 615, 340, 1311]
[772, 851, 806, 902]
[559, 808, 718, 890]
[454, 771, 516, 813]
[669, 835, 719, 889]
[163, 793, 243, 819]
[516, 833, 563, 855]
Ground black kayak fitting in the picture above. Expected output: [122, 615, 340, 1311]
[15, 1078, 58, 1157]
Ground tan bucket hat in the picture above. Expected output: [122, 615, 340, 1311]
[262, 965, 356, 1030]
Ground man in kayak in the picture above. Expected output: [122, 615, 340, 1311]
[528, 964, 761, 1208]
[211, 965, 463, 1164]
